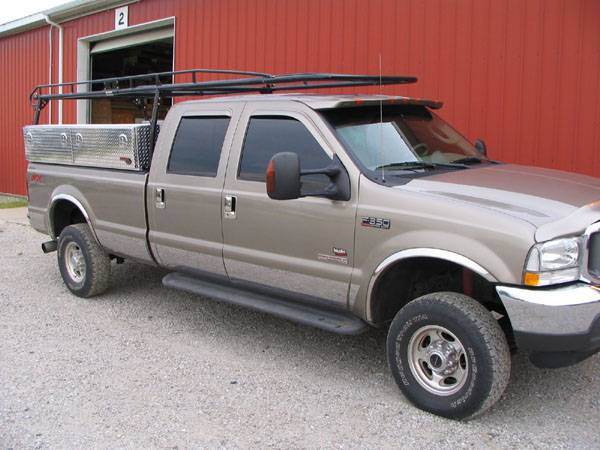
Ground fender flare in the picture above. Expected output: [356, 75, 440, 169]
[48, 193, 99, 242]
[365, 248, 498, 322]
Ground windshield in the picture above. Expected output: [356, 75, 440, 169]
[321, 105, 487, 175]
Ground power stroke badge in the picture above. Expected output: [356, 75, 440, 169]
[361, 216, 391, 230]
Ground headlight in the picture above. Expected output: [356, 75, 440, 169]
[523, 237, 581, 286]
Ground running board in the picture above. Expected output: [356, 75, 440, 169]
[162, 272, 368, 335]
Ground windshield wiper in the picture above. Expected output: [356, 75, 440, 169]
[451, 157, 485, 165]
[374, 161, 467, 171]
[374, 161, 435, 171]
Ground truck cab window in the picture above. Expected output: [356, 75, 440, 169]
[238, 116, 331, 191]
[167, 116, 230, 176]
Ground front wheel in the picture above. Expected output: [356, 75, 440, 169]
[57, 224, 111, 298]
[387, 292, 511, 420]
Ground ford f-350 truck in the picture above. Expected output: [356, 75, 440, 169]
[24, 70, 600, 420]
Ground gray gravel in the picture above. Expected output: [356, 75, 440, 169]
[1, 215, 599, 449]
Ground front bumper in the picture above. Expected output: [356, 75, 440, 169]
[496, 282, 600, 368]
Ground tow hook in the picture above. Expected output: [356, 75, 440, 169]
[41, 240, 58, 254]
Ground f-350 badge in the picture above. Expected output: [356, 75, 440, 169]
[361, 216, 391, 229]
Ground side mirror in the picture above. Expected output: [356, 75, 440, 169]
[266, 152, 301, 200]
[474, 138, 487, 157]
[266, 152, 350, 201]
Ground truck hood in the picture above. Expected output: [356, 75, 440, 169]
[401, 164, 600, 238]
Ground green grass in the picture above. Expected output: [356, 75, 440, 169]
[0, 199, 28, 209]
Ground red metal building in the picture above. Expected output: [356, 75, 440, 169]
[1, 0, 599, 196]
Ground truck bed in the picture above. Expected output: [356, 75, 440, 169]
[27, 163, 153, 263]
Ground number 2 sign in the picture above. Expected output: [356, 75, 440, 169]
[115, 6, 128, 29]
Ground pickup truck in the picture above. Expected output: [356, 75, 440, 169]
[24, 71, 600, 420]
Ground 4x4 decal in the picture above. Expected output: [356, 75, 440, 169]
[318, 247, 349, 265]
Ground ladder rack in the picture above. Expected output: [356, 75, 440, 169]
[29, 68, 418, 156]
[30, 69, 417, 120]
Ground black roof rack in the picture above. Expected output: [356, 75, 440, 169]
[30, 68, 417, 120]
[30, 68, 416, 102]
[29, 69, 419, 152]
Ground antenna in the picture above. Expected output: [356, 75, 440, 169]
[379, 54, 385, 183]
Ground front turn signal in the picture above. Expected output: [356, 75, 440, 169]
[523, 272, 540, 286]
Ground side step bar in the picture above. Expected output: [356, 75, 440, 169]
[162, 272, 368, 335]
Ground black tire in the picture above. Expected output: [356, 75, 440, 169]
[387, 292, 510, 420]
[57, 223, 111, 298]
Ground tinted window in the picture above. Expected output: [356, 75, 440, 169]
[168, 116, 230, 176]
[239, 117, 331, 190]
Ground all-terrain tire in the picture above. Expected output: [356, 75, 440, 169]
[386, 292, 511, 420]
[57, 224, 111, 298]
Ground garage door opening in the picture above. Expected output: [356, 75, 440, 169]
[90, 35, 173, 124]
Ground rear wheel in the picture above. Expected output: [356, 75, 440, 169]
[57, 224, 110, 298]
[386, 292, 510, 420]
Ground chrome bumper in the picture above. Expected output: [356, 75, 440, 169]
[496, 282, 600, 353]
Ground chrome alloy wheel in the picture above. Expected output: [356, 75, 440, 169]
[407, 325, 469, 396]
[64, 241, 86, 283]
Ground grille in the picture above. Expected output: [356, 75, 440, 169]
[588, 231, 600, 278]
[23, 124, 158, 171]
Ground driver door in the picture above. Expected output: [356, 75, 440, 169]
[222, 102, 358, 306]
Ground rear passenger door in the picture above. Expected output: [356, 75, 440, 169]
[147, 102, 243, 276]
[221, 102, 359, 306]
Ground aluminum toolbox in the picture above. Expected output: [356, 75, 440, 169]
[23, 124, 157, 171]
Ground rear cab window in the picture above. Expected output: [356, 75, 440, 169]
[168, 116, 230, 177]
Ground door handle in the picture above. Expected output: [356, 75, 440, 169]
[224, 195, 236, 219]
[155, 187, 165, 209]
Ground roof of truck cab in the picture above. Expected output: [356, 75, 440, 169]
[181, 94, 443, 110]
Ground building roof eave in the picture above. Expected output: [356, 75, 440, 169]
[0, 0, 136, 38]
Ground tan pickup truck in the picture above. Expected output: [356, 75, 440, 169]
[24, 70, 600, 420]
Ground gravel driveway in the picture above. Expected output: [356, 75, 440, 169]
[1, 211, 598, 449]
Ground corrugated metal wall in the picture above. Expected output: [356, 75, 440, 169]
[0, 27, 49, 195]
[1, 0, 600, 195]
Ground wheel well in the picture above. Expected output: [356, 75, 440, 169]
[370, 257, 515, 346]
[51, 200, 87, 238]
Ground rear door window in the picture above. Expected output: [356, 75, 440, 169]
[168, 116, 230, 177]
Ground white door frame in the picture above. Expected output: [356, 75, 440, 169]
[76, 16, 176, 124]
